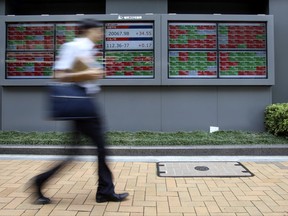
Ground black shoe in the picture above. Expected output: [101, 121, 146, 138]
[27, 177, 51, 205]
[35, 196, 51, 205]
[96, 192, 129, 203]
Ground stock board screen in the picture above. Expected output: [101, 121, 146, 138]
[168, 22, 267, 79]
[218, 23, 267, 78]
[105, 22, 153, 50]
[219, 51, 266, 78]
[7, 23, 54, 50]
[5, 20, 268, 80]
[168, 23, 217, 78]
[105, 51, 153, 78]
[169, 23, 217, 49]
[6, 23, 54, 78]
[55, 23, 79, 49]
[104, 22, 154, 78]
[169, 51, 217, 78]
[6, 52, 54, 78]
[6, 21, 155, 79]
[218, 23, 266, 49]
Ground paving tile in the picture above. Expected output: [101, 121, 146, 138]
[0, 209, 25, 215]
[21, 210, 39, 216]
[3, 197, 26, 209]
[144, 206, 157, 216]
[50, 210, 78, 216]
[0, 160, 287, 215]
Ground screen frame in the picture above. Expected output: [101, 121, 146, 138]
[0, 14, 274, 86]
[161, 14, 274, 86]
[0, 14, 161, 86]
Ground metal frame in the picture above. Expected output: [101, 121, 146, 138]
[0, 14, 274, 86]
[161, 14, 274, 85]
[0, 14, 161, 86]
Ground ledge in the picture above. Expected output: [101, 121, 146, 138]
[0, 144, 287, 156]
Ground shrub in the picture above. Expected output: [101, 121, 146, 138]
[265, 103, 288, 136]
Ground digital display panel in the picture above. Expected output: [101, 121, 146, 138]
[105, 22, 153, 50]
[6, 21, 155, 79]
[168, 22, 268, 79]
[218, 23, 266, 49]
[55, 23, 79, 49]
[105, 51, 153, 78]
[7, 23, 54, 50]
[169, 23, 217, 49]
[219, 51, 266, 78]
[104, 22, 154, 78]
[6, 23, 54, 78]
[55, 23, 103, 50]
[169, 51, 217, 78]
[168, 22, 217, 78]
[6, 52, 54, 78]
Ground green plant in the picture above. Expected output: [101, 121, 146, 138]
[0, 130, 288, 145]
[265, 103, 288, 136]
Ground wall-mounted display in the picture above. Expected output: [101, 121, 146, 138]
[169, 51, 217, 78]
[1, 15, 273, 85]
[218, 23, 267, 78]
[7, 23, 54, 50]
[169, 23, 217, 49]
[6, 52, 54, 78]
[168, 22, 217, 78]
[55, 23, 79, 49]
[167, 21, 268, 79]
[6, 23, 55, 78]
[55, 23, 103, 50]
[105, 51, 153, 78]
[105, 22, 153, 50]
[5, 21, 155, 79]
[104, 22, 154, 78]
[219, 51, 266, 77]
[218, 23, 266, 49]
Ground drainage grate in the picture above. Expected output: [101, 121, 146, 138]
[157, 161, 253, 177]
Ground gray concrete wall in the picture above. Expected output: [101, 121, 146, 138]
[106, 0, 167, 14]
[269, 0, 288, 103]
[0, 0, 3, 130]
[1, 86, 271, 132]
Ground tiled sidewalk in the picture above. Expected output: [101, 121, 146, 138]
[0, 159, 287, 216]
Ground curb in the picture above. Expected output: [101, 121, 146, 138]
[0, 144, 287, 156]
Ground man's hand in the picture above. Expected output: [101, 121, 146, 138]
[83, 68, 105, 80]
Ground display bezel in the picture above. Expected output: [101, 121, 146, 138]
[0, 14, 161, 86]
[162, 14, 274, 85]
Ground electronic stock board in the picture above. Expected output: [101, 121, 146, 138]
[2, 15, 273, 85]
[168, 22, 267, 79]
[104, 22, 154, 78]
[5, 20, 155, 79]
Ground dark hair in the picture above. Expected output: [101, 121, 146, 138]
[79, 19, 103, 32]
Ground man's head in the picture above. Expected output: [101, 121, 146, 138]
[79, 19, 104, 43]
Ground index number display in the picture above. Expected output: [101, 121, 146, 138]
[105, 22, 154, 50]
[107, 31, 130, 37]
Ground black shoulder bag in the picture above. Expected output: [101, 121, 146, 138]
[48, 83, 96, 120]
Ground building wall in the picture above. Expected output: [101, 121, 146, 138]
[0, 0, 285, 132]
[269, 0, 288, 103]
[0, 0, 4, 130]
[1, 86, 271, 132]
[106, 0, 167, 14]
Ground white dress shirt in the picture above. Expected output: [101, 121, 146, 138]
[54, 37, 102, 94]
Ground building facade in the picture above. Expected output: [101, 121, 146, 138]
[0, 0, 287, 132]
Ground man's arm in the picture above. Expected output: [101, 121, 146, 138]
[54, 68, 105, 82]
